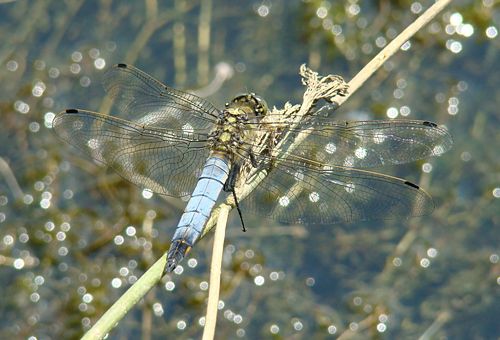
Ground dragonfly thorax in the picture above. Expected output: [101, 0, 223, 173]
[209, 93, 267, 156]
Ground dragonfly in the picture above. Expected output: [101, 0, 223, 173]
[53, 63, 453, 273]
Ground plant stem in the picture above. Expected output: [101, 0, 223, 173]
[81, 255, 166, 340]
[202, 204, 230, 340]
[339, 0, 453, 105]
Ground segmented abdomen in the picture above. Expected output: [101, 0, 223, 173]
[165, 155, 230, 272]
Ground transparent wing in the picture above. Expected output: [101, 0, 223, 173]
[250, 118, 452, 168]
[53, 109, 210, 197]
[102, 63, 219, 130]
[242, 159, 433, 224]
[236, 117, 450, 223]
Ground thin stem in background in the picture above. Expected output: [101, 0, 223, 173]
[197, 0, 212, 85]
[173, 0, 187, 86]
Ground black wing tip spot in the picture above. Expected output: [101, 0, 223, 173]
[65, 109, 79, 114]
[404, 181, 420, 189]
[116, 63, 128, 68]
[423, 121, 438, 128]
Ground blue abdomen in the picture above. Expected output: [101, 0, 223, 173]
[165, 155, 230, 272]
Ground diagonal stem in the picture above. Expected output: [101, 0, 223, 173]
[81, 255, 166, 340]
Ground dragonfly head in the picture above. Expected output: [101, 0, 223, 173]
[226, 93, 268, 117]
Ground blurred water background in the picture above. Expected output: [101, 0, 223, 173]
[0, 0, 498, 339]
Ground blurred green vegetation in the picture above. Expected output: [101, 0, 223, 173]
[0, 0, 498, 339]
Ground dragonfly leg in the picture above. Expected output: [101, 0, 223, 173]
[223, 162, 239, 192]
[223, 163, 246, 232]
[232, 189, 246, 232]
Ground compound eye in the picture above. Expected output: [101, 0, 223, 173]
[229, 93, 268, 116]
[231, 94, 248, 103]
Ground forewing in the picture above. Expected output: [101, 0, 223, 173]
[257, 118, 452, 168]
[53, 109, 210, 197]
[242, 159, 433, 224]
[102, 63, 219, 130]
